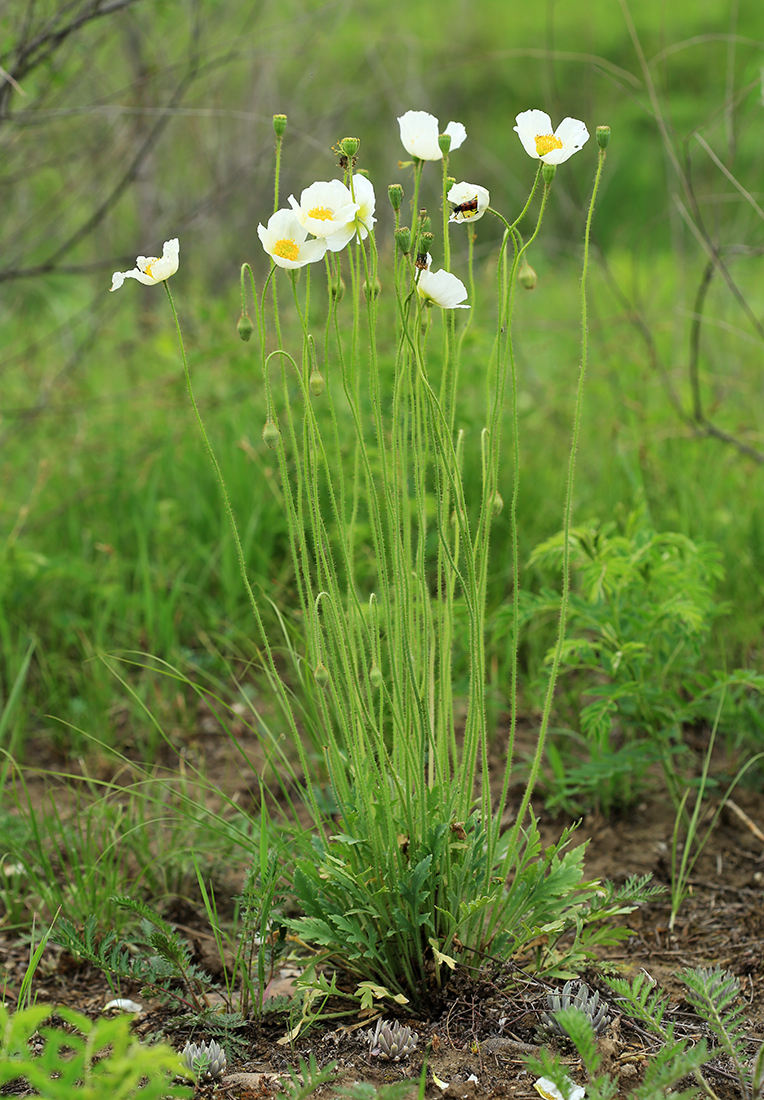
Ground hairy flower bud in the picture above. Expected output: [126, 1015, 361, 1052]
[237, 312, 254, 341]
[492, 491, 504, 516]
[369, 664, 383, 688]
[273, 114, 287, 138]
[596, 125, 611, 150]
[340, 136, 360, 157]
[310, 369, 325, 396]
[388, 183, 404, 211]
[542, 162, 557, 185]
[518, 262, 537, 290]
[395, 227, 411, 254]
[438, 132, 452, 156]
[262, 419, 280, 450]
[332, 276, 346, 302]
[363, 276, 382, 300]
[314, 663, 330, 689]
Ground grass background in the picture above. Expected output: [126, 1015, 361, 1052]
[1, 0, 763, 762]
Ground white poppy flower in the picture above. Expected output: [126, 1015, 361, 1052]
[257, 208, 328, 269]
[417, 255, 469, 309]
[448, 181, 490, 223]
[110, 238, 179, 291]
[288, 180, 359, 252]
[349, 174, 377, 240]
[534, 1076, 585, 1100]
[397, 110, 467, 161]
[514, 110, 589, 165]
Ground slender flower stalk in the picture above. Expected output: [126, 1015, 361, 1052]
[493, 136, 609, 901]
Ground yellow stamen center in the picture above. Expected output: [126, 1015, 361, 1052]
[535, 133, 563, 156]
[274, 238, 300, 261]
[308, 205, 335, 221]
[142, 260, 155, 277]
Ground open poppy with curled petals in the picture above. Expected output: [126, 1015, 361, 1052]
[110, 238, 179, 291]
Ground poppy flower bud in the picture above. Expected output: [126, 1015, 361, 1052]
[438, 133, 452, 156]
[340, 136, 359, 157]
[237, 313, 254, 341]
[363, 276, 382, 300]
[420, 231, 434, 254]
[542, 163, 557, 185]
[331, 276, 346, 301]
[395, 227, 411, 254]
[369, 664, 383, 688]
[310, 369, 324, 395]
[388, 184, 404, 211]
[262, 419, 280, 450]
[314, 663, 330, 688]
[596, 125, 611, 150]
[492, 491, 504, 516]
[518, 262, 537, 290]
[273, 114, 287, 138]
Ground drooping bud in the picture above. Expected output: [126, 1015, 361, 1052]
[331, 276, 346, 302]
[237, 313, 254, 341]
[309, 369, 325, 396]
[492, 491, 504, 516]
[273, 114, 287, 138]
[596, 125, 611, 150]
[542, 162, 557, 186]
[438, 133, 452, 156]
[340, 136, 360, 158]
[395, 227, 411, 254]
[314, 663, 330, 689]
[363, 276, 382, 300]
[369, 664, 383, 689]
[518, 262, 537, 290]
[388, 183, 404, 211]
[262, 419, 280, 450]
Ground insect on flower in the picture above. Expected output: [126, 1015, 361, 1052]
[450, 196, 479, 219]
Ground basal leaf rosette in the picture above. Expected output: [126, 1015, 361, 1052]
[514, 110, 589, 165]
[448, 181, 490, 224]
[288, 179, 360, 252]
[258, 209, 328, 269]
[110, 238, 179, 291]
[398, 110, 466, 161]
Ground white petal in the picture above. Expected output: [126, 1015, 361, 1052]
[104, 998, 143, 1013]
[514, 109, 554, 159]
[543, 116, 590, 163]
[110, 271, 126, 292]
[444, 121, 467, 151]
[417, 267, 470, 309]
[398, 110, 442, 160]
[534, 1077, 585, 1100]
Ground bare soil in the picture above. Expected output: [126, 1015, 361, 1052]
[1, 719, 763, 1100]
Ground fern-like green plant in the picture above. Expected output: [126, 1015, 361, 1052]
[0, 1003, 192, 1098]
[54, 897, 217, 1014]
[682, 966, 764, 1100]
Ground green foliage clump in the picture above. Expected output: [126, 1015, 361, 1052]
[0, 1002, 192, 1098]
[512, 497, 763, 812]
